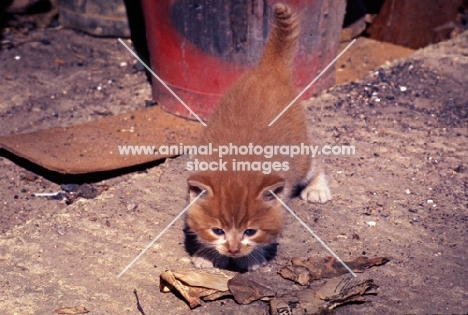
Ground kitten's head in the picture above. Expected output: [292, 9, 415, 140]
[185, 172, 286, 270]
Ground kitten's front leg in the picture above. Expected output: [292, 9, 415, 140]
[300, 169, 332, 203]
[191, 256, 214, 268]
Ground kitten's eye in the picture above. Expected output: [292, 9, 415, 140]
[244, 229, 257, 236]
[212, 228, 225, 235]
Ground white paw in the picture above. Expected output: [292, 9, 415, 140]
[191, 256, 214, 268]
[248, 260, 267, 271]
[300, 183, 332, 203]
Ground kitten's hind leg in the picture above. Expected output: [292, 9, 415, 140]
[300, 163, 332, 203]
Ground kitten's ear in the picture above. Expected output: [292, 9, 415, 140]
[260, 180, 285, 204]
[187, 174, 213, 201]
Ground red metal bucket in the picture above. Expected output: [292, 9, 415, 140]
[141, 0, 345, 120]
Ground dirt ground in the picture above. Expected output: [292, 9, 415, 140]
[0, 24, 467, 314]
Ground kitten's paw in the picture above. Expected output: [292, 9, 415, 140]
[300, 182, 332, 203]
[301, 169, 332, 203]
[248, 260, 268, 271]
[191, 256, 214, 268]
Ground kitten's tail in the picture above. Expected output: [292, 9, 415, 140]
[258, 3, 299, 77]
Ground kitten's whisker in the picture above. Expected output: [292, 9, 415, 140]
[252, 254, 262, 266]
[269, 190, 357, 278]
[248, 248, 265, 265]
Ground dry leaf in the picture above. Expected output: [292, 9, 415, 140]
[279, 256, 389, 285]
[160, 268, 235, 308]
[270, 276, 378, 315]
[227, 274, 275, 304]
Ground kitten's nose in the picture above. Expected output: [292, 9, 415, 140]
[228, 248, 240, 255]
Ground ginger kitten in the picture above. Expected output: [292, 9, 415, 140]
[184, 3, 331, 272]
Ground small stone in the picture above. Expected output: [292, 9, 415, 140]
[134, 61, 145, 71]
[61, 184, 79, 193]
[145, 100, 157, 107]
[405, 189, 411, 194]
[57, 227, 66, 235]
[127, 203, 138, 211]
